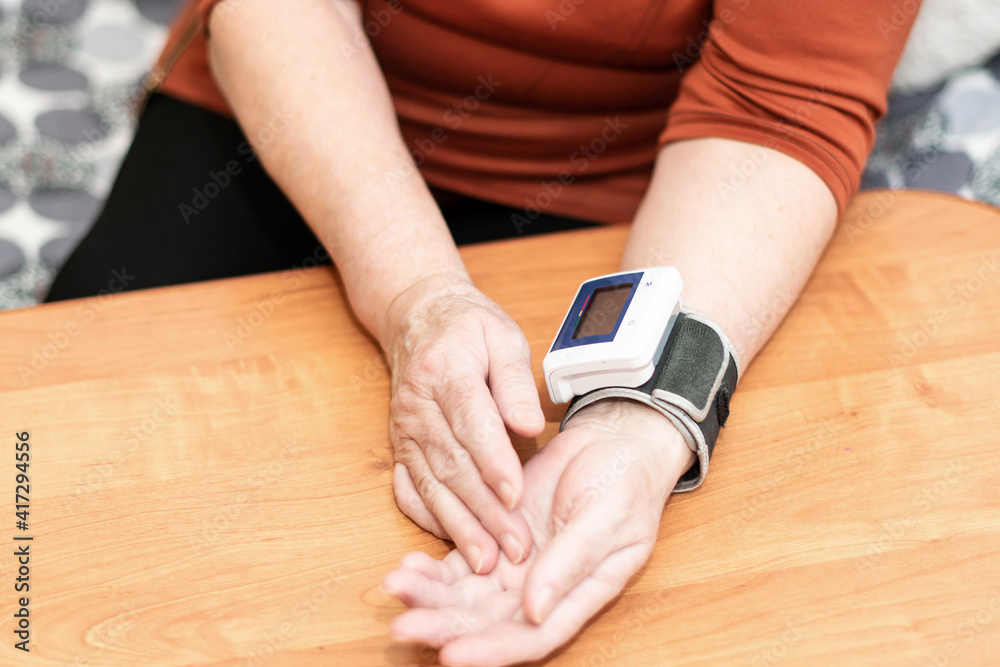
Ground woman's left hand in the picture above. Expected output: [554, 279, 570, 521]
[382, 398, 695, 667]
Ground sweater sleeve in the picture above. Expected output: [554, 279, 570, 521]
[661, 0, 920, 213]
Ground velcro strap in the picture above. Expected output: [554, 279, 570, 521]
[560, 310, 739, 493]
[651, 314, 727, 421]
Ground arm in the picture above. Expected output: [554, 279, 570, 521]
[624, 137, 836, 369]
[518, 134, 838, 619]
[383, 138, 836, 665]
[383, 0, 915, 655]
[206, 0, 543, 571]
[207, 0, 460, 343]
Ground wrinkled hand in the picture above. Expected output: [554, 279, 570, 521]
[385, 272, 546, 574]
[383, 399, 695, 667]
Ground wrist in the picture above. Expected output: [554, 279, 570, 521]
[563, 398, 696, 482]
[378, 269, 475, 359]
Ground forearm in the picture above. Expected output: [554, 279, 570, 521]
[576, 138, 837, 478]
[207, 0, 466, 344]
[623, 138, 838, 374]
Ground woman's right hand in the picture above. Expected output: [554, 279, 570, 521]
[382, 272, 545, 575]
[206, 0, 543, 577]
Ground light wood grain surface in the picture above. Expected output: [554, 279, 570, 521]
[1, 191, 999, 666]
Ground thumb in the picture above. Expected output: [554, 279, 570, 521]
[485, 324, 545, 437]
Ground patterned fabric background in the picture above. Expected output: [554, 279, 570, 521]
[0, 2, 998, 310]
[866, 50, 1000, 204]
[0, 0, 180, 311]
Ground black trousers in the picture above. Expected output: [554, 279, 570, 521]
[45, 93, 597, 302]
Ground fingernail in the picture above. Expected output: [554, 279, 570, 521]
[500, 532, 524, 564]
[467, 545, 484, 574]
[532, 585, 555, 624]
[513, 406, 545, 428]
[498, 480, 518, 509]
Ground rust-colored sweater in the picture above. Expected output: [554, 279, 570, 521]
[154, 0, 917, 222]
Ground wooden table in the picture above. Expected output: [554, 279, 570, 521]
[2, 191, 999, 666]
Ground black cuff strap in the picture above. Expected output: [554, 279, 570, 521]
[559, 309, 739, 493]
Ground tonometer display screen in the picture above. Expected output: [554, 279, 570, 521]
[572, 284, 633, 339]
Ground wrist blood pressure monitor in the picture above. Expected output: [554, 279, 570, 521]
[542, 267, 740, 492]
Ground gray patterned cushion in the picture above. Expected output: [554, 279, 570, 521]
[0, 0, 181, 310]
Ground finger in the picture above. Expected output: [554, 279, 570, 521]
[392, 463, 448, 539]
[438, 547, 646, 667]
[434, 374, 525, 510]
[382, 568, 501, 609]
[390, 590, 521, 647]
[398, 549, 475, 587]
[404, 454, 500, 574]
[483, 322, 545, 438]
[441, 548, 476, 582]
[400, 552, 458, 584]
[522, 502, 630, 625]
[420, 429, 532, 564]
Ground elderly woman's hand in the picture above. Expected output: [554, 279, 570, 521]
[383, 272, 546, 575]
[382, 398, 694, 667]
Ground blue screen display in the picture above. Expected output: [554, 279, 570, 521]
[550, 272, 642, 352]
